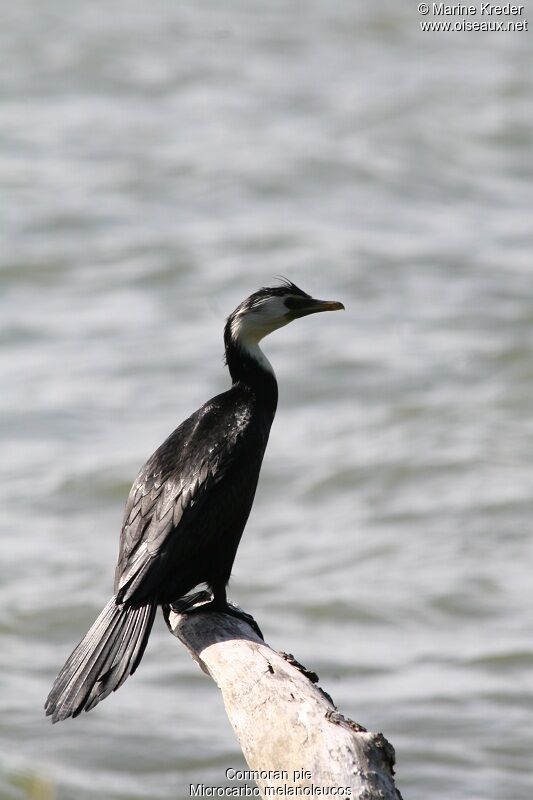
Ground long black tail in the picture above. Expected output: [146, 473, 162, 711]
[45, 597, 157, 723]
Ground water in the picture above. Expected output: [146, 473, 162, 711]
[2, 1, 533, 798]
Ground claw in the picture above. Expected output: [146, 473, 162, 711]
[223, 603, 264, 640]
[167, 593, 264, 640]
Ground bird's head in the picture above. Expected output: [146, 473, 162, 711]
[226, 279, 344, 349]
[224, 280, 344, 380]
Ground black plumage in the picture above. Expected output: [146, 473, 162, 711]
[45, 281, 343, 722]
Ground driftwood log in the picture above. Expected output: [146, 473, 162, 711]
[165, 601, 402, 800]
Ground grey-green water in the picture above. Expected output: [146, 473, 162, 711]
[2, 1, 533, 798]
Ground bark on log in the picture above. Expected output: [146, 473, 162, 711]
[165, 602, 402, 800]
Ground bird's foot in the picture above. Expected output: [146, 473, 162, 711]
[219, 602, 264, 641]
[170, 590, 212, 614]
[169, 593, 263, 640]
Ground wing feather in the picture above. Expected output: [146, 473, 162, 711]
[114, 394, 252, 601]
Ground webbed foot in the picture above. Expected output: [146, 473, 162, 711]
[167, 591, 263, 640]
[218, 602, 264, 640]
[170, 590, 212, 614]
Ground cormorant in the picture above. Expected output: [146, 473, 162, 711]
[45, 280, 344, 722]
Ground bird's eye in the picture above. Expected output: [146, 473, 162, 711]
[284, 297, 300, 310]
[284, 296, 310, 310]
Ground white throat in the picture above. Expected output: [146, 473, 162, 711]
[229, 314, 275, 375]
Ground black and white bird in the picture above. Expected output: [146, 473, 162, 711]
[45, 280, 344, 722]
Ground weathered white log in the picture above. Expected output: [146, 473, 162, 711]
[165, 603, 402, 800]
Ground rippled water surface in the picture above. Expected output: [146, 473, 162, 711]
[2, 1, 533, 798]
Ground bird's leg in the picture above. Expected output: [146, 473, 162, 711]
[210, 583, 264, 640]
[162, 590, 213, 634]
[169, 589, 213, 614]
[167, 584, 264, 640]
